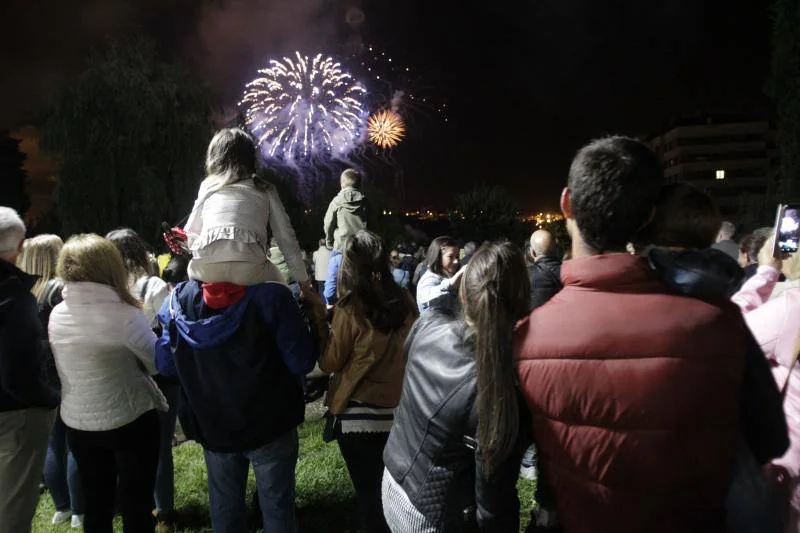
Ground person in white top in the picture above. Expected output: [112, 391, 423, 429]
[416, 236, 463, 315]
[312, 238, 331, 296]
[105, 228, 170, 328]
[49, 234, 167, 533]
[183, 128, 311, 294]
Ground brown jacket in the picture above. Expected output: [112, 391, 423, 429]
[321, 298, 417, 414]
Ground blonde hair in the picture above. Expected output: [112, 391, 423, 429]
[17, 234, 64, 300]
[340, 168, 361, 188]
[784, 252, 800, 281]
[57, 234, 141, 308]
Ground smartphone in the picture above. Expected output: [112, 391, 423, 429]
[773, 203, 800, 255]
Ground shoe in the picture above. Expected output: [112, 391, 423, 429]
[71, 515, 83, 528]
[154, 510, 176, 533]
[519, 464, 538, 481]
[52, 511, 71, 525]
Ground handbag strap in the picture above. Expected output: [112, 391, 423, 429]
[139, 276, 153, 303]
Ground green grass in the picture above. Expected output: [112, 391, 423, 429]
[33, 420, 535, 532]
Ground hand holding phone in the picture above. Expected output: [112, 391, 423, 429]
[759, 236, 784, 270]
[772, 203, 800, 257]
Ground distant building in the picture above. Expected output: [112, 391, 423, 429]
[649, 116, 778, 218]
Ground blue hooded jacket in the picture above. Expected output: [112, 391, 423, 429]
[156, 280, 316, 453]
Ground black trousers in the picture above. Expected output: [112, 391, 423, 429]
[315, 280, 326, 296]
[337, 431, 390, 533]
[67, 410, 160, 533]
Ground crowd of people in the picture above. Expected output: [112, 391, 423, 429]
[0, 128, 798, 533]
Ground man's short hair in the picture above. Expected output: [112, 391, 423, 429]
[568, 136, 663, 252]
[0, 207, 26, 253]
[341, 169, 362, 188]
[634, 183, 722, 250]
[718, 220, 736, 241]
[746, 227, 773, 264]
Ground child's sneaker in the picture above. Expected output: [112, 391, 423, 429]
[51, 511, 71, 525]
[71, 514, 83, 528]
[154, 510, 176, 533]
[520, 444, 538, 480]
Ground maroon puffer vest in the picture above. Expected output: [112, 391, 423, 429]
[516, 254, 746, 533]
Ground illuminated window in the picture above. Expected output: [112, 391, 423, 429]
[715, 170, 725, 180]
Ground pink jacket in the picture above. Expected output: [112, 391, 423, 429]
[733, 266, 800, 475]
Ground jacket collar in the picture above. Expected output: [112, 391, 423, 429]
[168, 280, 254, 349]
[648, 248, 744, 301]
[561, 253, 662, 293]
[62, 282, 123, 304]
[535, 255, 561, 268]
[0, 258, 37, 291]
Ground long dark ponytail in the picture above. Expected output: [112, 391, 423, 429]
[460, 241, 531, 476]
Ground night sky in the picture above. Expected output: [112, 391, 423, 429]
[0, 0, 773, 213]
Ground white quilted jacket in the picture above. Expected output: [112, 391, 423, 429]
[49, 282, 168, 431]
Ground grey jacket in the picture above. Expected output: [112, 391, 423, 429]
[323, 187, 368, 252]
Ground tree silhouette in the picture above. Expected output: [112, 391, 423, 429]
[0, 134, 29, 218]
[450, 185, 525, 243]
[41, 35, 215, 242]
[769, 0, 800, 200]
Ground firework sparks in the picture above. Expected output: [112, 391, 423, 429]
[240, 52, 367, 160]
[367, 109, 405, 149]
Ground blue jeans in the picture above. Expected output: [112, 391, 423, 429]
[203, 429, 299, 533]
[324, 251, 342, 305]
[44, 414, 84, 514]
[155, 381, 180, 513]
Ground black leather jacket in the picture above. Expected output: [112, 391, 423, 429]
[383, 311, 525, 532]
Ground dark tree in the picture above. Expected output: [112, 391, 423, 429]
[450, 185, 525, 243]
[0, 134, 29, 217]
[769, 0, 800, 200]
[41, 35, 215, 242]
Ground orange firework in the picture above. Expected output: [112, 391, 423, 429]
[367, 110, 405, 149]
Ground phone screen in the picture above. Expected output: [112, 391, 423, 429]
[776, 204, 800, 254]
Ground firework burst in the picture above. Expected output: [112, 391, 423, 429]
[240, 52, 367, 160]
[367, 109, 405, 149]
